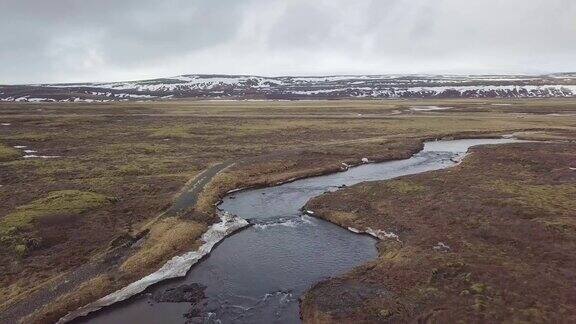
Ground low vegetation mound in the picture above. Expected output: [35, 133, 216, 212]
[0, 190, 114, 256]
[0, 143, 19, 162]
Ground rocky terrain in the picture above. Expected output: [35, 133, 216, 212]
[2, 73, 576, 102]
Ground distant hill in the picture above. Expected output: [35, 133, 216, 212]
[2, 73, 576, 102]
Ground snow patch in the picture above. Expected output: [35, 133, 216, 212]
[275, 177, 298, 185]
[409, 106, 452, 111]
[226, 187, 247, 194]
[23, 155, 60, 159]
[365, 228, 401, 241]
[6, 75, 576, 102]
[433, 242, 451, 252]
[348, 226, 400, 241]
[27, 98, 56, 102]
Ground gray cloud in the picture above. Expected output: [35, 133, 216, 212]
[1, 0, 575, 83]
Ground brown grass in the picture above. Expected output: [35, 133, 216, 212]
[23, 275, 115, 324]
[120, 217, 207, 277]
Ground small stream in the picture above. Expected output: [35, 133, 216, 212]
[76, 138, 522, 324]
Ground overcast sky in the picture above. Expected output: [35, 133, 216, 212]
[1, 0, 575, 84]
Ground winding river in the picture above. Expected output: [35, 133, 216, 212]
[74, 138, 522, 324]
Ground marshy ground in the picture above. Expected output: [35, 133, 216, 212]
[1, 99, 575, 323]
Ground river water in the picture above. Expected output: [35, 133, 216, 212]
[76, 138, 521, 324]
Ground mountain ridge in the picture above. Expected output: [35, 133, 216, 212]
[2, 73, 576, 102]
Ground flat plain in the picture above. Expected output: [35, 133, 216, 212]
[1, 99, 575, 323]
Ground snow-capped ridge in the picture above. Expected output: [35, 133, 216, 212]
[2, 73, 576, 102]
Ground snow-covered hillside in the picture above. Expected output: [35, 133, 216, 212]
[1, 73, 576, 102]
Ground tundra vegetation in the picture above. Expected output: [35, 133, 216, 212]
[0, 99, 575, 323]
[303, 143, 576, 323]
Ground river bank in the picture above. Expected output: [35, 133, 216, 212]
[302, 141, 576, 323]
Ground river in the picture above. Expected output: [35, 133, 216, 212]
[74, 138, 522, 324]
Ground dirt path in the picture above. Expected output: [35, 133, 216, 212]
[0, 161, 234, 324]
[165, 161, 235, 217]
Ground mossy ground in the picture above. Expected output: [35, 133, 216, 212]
[385, 180, 427, 194]
[0, 143, 19, 162]
[0, 190, 113, 256]
[1, 190, 112, 230]
[1, 99, 576, 322]
[491, 181, 576, 214]
[304, 142, 576, 323]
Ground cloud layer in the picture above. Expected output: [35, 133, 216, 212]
[1, 0, 575, 83]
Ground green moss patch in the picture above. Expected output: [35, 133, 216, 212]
[492, 181, 576, 214]
[0, 143, 20, 162]
[1, 190, 115, 254]
[385, 180, 427, 194]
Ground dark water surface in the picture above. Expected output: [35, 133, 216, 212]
[78, 138, 520, 324]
